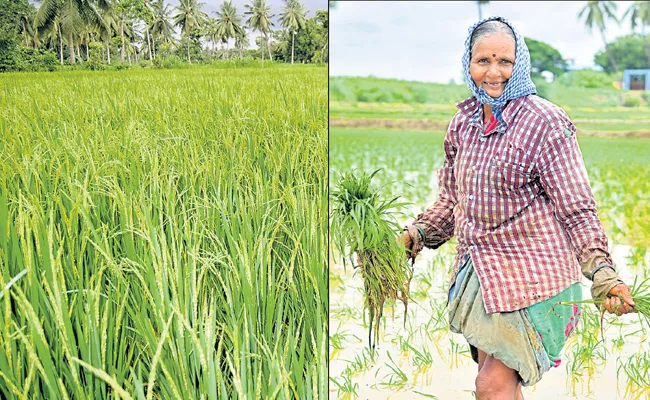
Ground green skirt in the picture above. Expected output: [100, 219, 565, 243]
[447, 255, 582, 386]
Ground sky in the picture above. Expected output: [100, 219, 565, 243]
[330, 1, 639, 84]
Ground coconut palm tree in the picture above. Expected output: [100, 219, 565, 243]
[150, 0, 174, 58]
[578, 1, 620, 74]
[34, 0, 103, 65]
[623, 1, 650, 67]
[121, 18, 140, 63]
[245, 0, 273, 66]
[36, 14, 65, 64]
[202, 17, 221, 57]
[215, 0, 244, 59]
[139, 1, 155, 60]
[98, 3, 119, 64]
[78, 24, 97, 61]
[18, 9, 37, 48]
[234, 29, 250, 59]
[173, 0, 208, 63]
[279, 0, 307, 64]
[115, 1, 134, 64]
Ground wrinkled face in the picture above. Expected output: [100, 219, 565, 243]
[469, 31, 516, 98]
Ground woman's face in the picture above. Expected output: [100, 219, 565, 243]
[469, 31, 516, 98]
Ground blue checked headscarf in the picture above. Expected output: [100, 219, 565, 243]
[462, 16, 536, 124]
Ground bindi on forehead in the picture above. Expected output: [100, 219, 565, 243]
[493, 54, 496, 57]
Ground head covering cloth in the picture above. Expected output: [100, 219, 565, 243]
[462, 16, 536, 124]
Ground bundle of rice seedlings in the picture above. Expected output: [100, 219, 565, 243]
[330, 169, 412, 349]
[553, 276, 650, 335]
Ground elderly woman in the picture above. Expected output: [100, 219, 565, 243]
[402, 16, 636, 399]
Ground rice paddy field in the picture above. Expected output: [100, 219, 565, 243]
[329, 127, 650, 399]
[0, 66, 328, 399]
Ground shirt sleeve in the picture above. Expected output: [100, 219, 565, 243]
[536, 121, 615, 277]
[412, 122, 458, 249]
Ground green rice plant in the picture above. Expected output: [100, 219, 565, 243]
[330, 327, 362, 351]
[0, 65, 327, 399]
[330, 170, 412, 350]
[404, 342, 434, 370]
[330, 270, 345, 290]
[388, 333, 413, 354]
[377, 351, 408, 390]
[626, 246, 648, 269]
[329, 374, 359, 399]
[343, 347, 377, 375]
[412, 390, 440, 399]
[330, 303, 363, 321]
[617, 350, 650, 399]
[563, 305, 608, 385]
[423, 299, 449, 340]
[448, 336, 471, 369]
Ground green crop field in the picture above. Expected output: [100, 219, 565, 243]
[0, 66, 327, 399]
[330, 127, 650, 399]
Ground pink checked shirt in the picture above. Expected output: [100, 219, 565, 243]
[415, 95, 613, 313]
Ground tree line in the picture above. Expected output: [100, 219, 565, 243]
[0, 0, 329, 72]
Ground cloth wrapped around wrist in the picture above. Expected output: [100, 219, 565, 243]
[404, 225, 425, 259]
[591, 266, 624, 300]
[580, 251, 623, 300]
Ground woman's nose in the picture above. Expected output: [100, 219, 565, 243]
[486, 62, 501, 78]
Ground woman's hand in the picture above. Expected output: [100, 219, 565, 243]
[604, 284, 637, 316]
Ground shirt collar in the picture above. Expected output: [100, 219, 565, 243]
[456, 96, 528, 136]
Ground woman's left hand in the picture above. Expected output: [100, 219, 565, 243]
[604, 284, 637, 316]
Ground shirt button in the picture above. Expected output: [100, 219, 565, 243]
[472, 166, 477, 171]
[470, 245, 477, 251]
[467, 221, 474, 226]
[468, 194, 475, 200]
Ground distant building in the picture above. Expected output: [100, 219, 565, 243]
[623, 69, 650, 91]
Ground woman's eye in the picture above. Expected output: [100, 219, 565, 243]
[501, 60, 513, 64]
[478, 58, 489, 63]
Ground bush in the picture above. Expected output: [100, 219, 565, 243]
[210, 57, 267, 69]
[531, 75, 551, 100]
[641, 91, 650, 104]
[138, 60, 153, 69]
[112, 64, 132, 71]
[0, 46, 59, 72]
[557, 69, 616, 89]
[83, 59, 106, 71]
[158, 55, 186, 69]
[152, 55, 165, 69]
[623, 96, 642, 107]
[83, 42, 106, 71]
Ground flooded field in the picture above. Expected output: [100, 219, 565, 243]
[329, 128, 650, 399]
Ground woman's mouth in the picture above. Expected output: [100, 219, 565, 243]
[484, 81, 505, 88]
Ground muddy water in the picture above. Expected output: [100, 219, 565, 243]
[329, 242, 650, 399]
